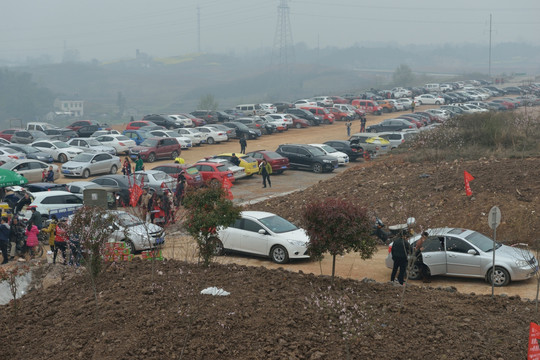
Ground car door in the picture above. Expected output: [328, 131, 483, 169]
[445, 236, 482, 276]
[92, 154, 110, 174]
[295, 147, 312, 168]
[237, 218, 270, 255]
[154, 139, 167, 159]
[419, 236, 447, 276]
[28, 161, 48, 183]
[219, 218, 244, 250]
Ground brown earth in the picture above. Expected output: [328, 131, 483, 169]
[3, 105, 540, 358]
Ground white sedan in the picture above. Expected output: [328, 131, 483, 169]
[413, 94, 445, 105]
[168, 114, 194, 128]
[309, 143, 349, 165]
[30, 140, 83, 163]
[145, 130, 192, 149]
[175, 128, 203, 146]
[194, 127, 228, 144]
[66, 138, 116, 155]
[267, 113, 294, 127]
[93, 134, 137, 155]
[107, 210, 165, 253]
[294, 99, 317, 108]
[216, 211, 310, 264]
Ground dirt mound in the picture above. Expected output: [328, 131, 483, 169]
[248, 155, 540, 244]
[0, 260, 533, 359]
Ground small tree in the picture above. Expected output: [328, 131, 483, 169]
[392, 64, 415, 87]
[198, 94, 219, 111]
[66, 206, 117, 312]
[302, 198, 377, 282]
[183, 185, 241, 267]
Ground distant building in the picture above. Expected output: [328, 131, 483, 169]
[54, 97, 84, 117]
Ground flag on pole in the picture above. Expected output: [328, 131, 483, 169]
[222, 177, 233, 200]
[464, 171, 475, 196]
[528, 322, 540, 359]
[129, 183, 143, 207]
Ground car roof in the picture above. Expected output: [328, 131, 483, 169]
[32, 190, 73, 199]
[241, 211, 280, 219]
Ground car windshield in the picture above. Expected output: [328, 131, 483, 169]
[140, 139, 158, 147]
[258, 215, 298, 234]
[465, 231, 501, 252]
[320, 145, 336, 153]
[86, 139, 101, 146]
[307, 147, 326, 156]
[72, 153, 94, 162]
[52, 141, 69, 149]
[117, 212, 143, 227]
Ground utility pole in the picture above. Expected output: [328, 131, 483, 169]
[488, 14, 492, 79]
[197, 5, 201, 53]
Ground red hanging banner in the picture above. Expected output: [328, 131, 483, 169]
[528, 322, 540, 359]
[464, 171, 475, 197]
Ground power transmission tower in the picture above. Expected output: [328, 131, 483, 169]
[272, 0, 294, 67]
[197, 5, 201, 53]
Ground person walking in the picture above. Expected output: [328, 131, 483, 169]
[53, 219, 68, 264]
[360, 116, 367, 133]
[239, 136, 247, 154]
[414, 231, 431, 283]
[122, 157, 132, 175]
[390, 231, 411, 285]
[175, 175, 186, 207]
[9, 216, 24, 260]
[42, 215, 58, 252]
[259, 159, 272, 188]
[25, 223, 39, 259]
[27, 206, 42, 230]
[411, 99, 416, 113]
[0, 216, 10, 264]
[134, 155, 144, 172]
[346, 121, 352, 137]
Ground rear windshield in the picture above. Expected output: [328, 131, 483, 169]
[217, 165, 227, 172]
[265, 152, 282, 159]
[117, 136, 129, 141]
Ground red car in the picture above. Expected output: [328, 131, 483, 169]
[328, 107, 351, 121]
[152, 163, 204, 188]
[351, 99, 383, 115]
[67, 120, 108, 132]
[288, 114, 310, 129]
[126, 120, 157, 130]
[300, 106, 335, 124]
[245, 150, 290, 174]
[192, 162, 235, 184]
[329, 96, 349, 104]
[180, 113, 206, 127]
[0, 129, 20, 141]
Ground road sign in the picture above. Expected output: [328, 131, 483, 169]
[488, 206, 501, 230]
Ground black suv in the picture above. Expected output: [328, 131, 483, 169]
[223, 122, 259, 139]
[323, 140, 364, 161]
[285, 108, 321, 126]
[276, 144, 338, 173]
[142, 114, 179, 129]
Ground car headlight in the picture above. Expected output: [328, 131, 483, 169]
[515, 260, 529, 267]
[287, 239, 306, 247]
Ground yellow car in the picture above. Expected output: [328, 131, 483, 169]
[214, 153, 259, 176]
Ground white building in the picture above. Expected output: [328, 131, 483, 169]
[54, 98, 84, 117]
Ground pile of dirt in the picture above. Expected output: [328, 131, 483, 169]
[0, 260, 534, 359]
[248, 155, 540, 244]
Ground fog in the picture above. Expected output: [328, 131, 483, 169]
[2, 0, 539, 62]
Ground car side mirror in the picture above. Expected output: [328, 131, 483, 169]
[258, 229, 267, 235]
[467, 249, 478, 255]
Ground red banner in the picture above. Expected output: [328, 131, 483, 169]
[222, 177, 233, 200]
[129, 183, 143, 207]
[528, 322, 540, 359]
[464, 171, 475, 196]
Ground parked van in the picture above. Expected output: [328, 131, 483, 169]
[26, 122, 58, 132]
[235, 104, 266, 116]
[424, 83, 440, 92]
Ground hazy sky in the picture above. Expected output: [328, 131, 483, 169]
[2, 0, 539, 62]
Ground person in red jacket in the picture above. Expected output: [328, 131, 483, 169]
[53, 218, 68, 264]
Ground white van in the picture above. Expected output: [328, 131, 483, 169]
[424, 84, 440, 92]
[26, 122, 58, 132]
[235, 104, 265, 116]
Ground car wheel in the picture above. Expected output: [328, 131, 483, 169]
[487, 266, 510, 287]
[82, 169, 90, 179]
[207, 137, 215, 145]
[408, 263, 422, 280]
[211, 237, 224, 256]
[124, 240, 136, 254]
[312, 163, 323, 173]
[110, 165, 118, 174]
[270, 245, 289, 264]
[58, 153, 68, 163]
[435, 101, 441, 105]
[295, 123, 302, 129]
[171, 151, 179, 159]
[147, 153, 156, 162]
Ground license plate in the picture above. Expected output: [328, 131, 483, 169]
[334, 164, 338, 169]
[62, 170, 70, 174]
[130, 155, 137, 159]
[281, 166, 287, 169]
[155, 238, 164, 245]
[227, 174, 232, 177]
[187, 144, 192, 147]
[345, 159, 349, 163]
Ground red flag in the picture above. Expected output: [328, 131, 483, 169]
[528, 322, 540, 359]
[464, 171, 475, 196]
[222, 177, 234, 200]
[129, 183, 143, 207]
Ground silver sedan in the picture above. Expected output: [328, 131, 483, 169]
[66, 138, 116, 155]
[0, 159, 59, 183]
[61, 153, 121, 178]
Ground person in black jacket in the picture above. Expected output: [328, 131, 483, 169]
[0, 217, 10, 264]
[390, 232, 411, 285]
[239, 136, 247, 154]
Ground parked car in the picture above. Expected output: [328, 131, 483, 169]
[222, 122, 260, 140]
[310, 96, 334, 107]
[90, 175, 132, 206]
[31, 140, 84, 163]
[385, 227, 538, 286]
[67, 120, 108, 132]
[5, 144, 54, 163]
[0, 160, 59, 183]
[267, 113, 294, 128]
[11, 130, 48, 144]
[348, 133, 390, 157]
[309, 144, 349, 165]
[192, 162, 235, 184]
[62, 152, 121, 178]
[107, 210, 165, 253]
[294, 99, 317, 108]
[152, 163, 204, 188]
[24, 190, 83, 220]
[215, 111, 235, 123]
[179, 113, 206, 127]
[24, 183, 68, 193]
[76, 125, 100, 138]
[90, 130, 121, 137]
[376, 100, 397, 113]
[126, 121, 158, 131]
[246, 150, 290, 174]
[285, 108, 321, 126]
[272, 102, 294, 112]
[193, 127, 228, 144]
[414, 94, 445, 105]
[200, 158, 247, 180]
[259, 103, 278, 114]
[42, 128, 78, 142]
[366, 119, 416, 133]
[204, 124, 236, 140]
[175, 128, 203, 146]
[300, 106, 335, 124]
[0, 147, 26, 161]
[142, 114, 180, 129]
[323, 140, 364, 161]
[215, 211, 310, 264]
[129, 137, 182, 163]
[351, 99, 383, 115]
[66, 138, 116, 155]
[65, 181, 103, 195]
[144, 130, 192, 149]
[0, 129, 20, 142]
[190, 110, 219, 124]
[328, 107, 352, 121]
[133, 170, 176, 195]
[93, 134, 136, 154]
[377, 132, 417, 149]
[236, 118, 275, 135]
[212, 153, 259, 176]
[276, 144, 338, 173]
[168, 114, 194, 128]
